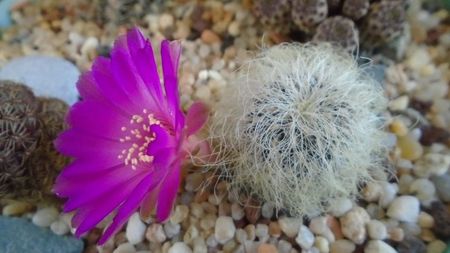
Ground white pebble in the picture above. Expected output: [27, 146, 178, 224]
[340, 207, 370, 244]
[387, 196, 420, 223]
[206, 234, 218, 247]
[214, 216, 236, 244]
[409, 178, 436, 204]
[330, 240, 355, 253]
[379, 182, 398, 208]
[388, 95, 409, 111]
[279, 217, 301, 238]
[366, 220, 387, 240]
[329, 198, 352, 217]
[146, 223, 166, 243]
[261, 202, 275, 219]
[278, 239, 293, 253]
[364, 240, 397, 253]
[164, 222, 181, 239]
[193, 238, 207, 253]
[296, 225, 315, 249]
[159, 13, 174, 30]
[309, 216, 335, 242]
[414, 153, 450, 178]
[231, 203, 245, 220]
[50, 219, 70, 235]
[32, 207, 59, 227]
[255, 224, 269, 242]
[228, 21, 240, 36]
[168, 242, 192, 253]
[126, 213, 146, 245]
[363, 182, 382, 202]
[80, 37, 99, 56]
[113, 243, 136, 253]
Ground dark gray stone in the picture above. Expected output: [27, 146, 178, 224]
[0, 216, 83, 253]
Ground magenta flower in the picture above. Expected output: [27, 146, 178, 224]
[54, 28, 209, 244]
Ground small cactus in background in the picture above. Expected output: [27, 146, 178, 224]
[342, 0, 370, 20]
[211, 43, 388, 217]
[252, 0, 291, 32]
[0, 81, 69, 204]
[251, 0, 408, 57]
[313, 16, 359, 54]
[361, 0, 407, 47]
[291, 0, 328, 32]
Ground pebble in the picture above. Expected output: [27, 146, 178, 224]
[193, 238, 207, 253]
[269, 221, 282, 238]
[163, 222, 180, 239]
[159, 13, 174, 30]
[185, 173, 204, 192]
[429, 202, 450, 240]
[201, 30, 221, 44]
[328, 198, 352, 217]
[418, 212, 434, 229]
[245, 203, 261, 224]
[113, 243, 136, 253]
[431, 174, 450, 202]
[125, 213, 146, 245]
[261, 202, 275, 219]
[363, 182, 383, 202]
[389, 95, 410, 111]
[170, 205, 189, 224]
[330, 240, 355, 253]
[389, 227, 405, 242]
[427, 240, 447, 253]
[279, 217, 301, 238]
[379, 182, 399, 208]
[183, 225, 199, 244]
[0, 56, 80, 105]
[258, 243, 278, 253]
[50, 219, 70, 236]
[397, 135, 424, 161]
[228, 21, 240, 36]
[387, 196, 420, 223]
[409, 179, 436, 204]
[80, 37, 98, 56]
[145, 223, 166, 243]
[340, 207, 370, 244]
[414, 153, 450, 177]
[314, 236, 329, 253]
[206, 234, 218, 248]
[397, 235, 427, 253]
[214, 216, 236, 244]
[367, 220, 387, 240]
[256, 224, 269, 242]
[296, 225, 315, 249]
[235, 228, 248, 243]
[309, 216, 335, 242]
[32, 207, 59, 227]
[364, 240, 397, 253]
[245, 224, 256, 241]
[168, 242, 192, 253]
[231, 203, 245, 220]
[2, 202, 33, 216]
[278, 240, 293, 253]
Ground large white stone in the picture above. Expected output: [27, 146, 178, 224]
[0, 56, 80, 104]
[387, 196, 420, 223]
[125, 213, 146, 245]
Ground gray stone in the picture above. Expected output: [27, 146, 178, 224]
[431, 174, 450, 202]
[0, 56, 80, 104]
[0, 216, 83, 253]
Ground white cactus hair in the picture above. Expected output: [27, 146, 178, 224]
[211, 42, 388, 217]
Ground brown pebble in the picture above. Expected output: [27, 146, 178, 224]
[429, 201, 450, 240]
[86, 228, 102, 244]
[388, 227, 405, 242]
[419, 126, 450, 146]
[245, 199, 261, 224]
[327, 216, 344, 239]
[269, 222, 282, 238]
[258, 243, 278, 253]
[410, 98, 432, 114]
[194, 190, 209, 202]
[201, 30, 221, 44]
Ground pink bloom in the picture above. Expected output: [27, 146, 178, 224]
[54, 28, 208, 244]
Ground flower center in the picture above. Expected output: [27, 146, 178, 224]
[117, 109, 160, 170]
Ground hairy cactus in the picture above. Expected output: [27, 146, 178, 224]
[0, 81, 69, 203]
[211, 43, 387, 217]
[291, 0, 328, 32]
[313, 16, 359, 54]
[342, 0, 370, 20]
[327, 0, 342, 11]
[361, 0, 407, 46]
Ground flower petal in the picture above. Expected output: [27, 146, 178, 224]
[98, 172, 162, 244]
[126, 28, 164, 103]
[185, 101, 208, 136]
[156, 162, 181, 222]
[67, 100, 129, 140]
